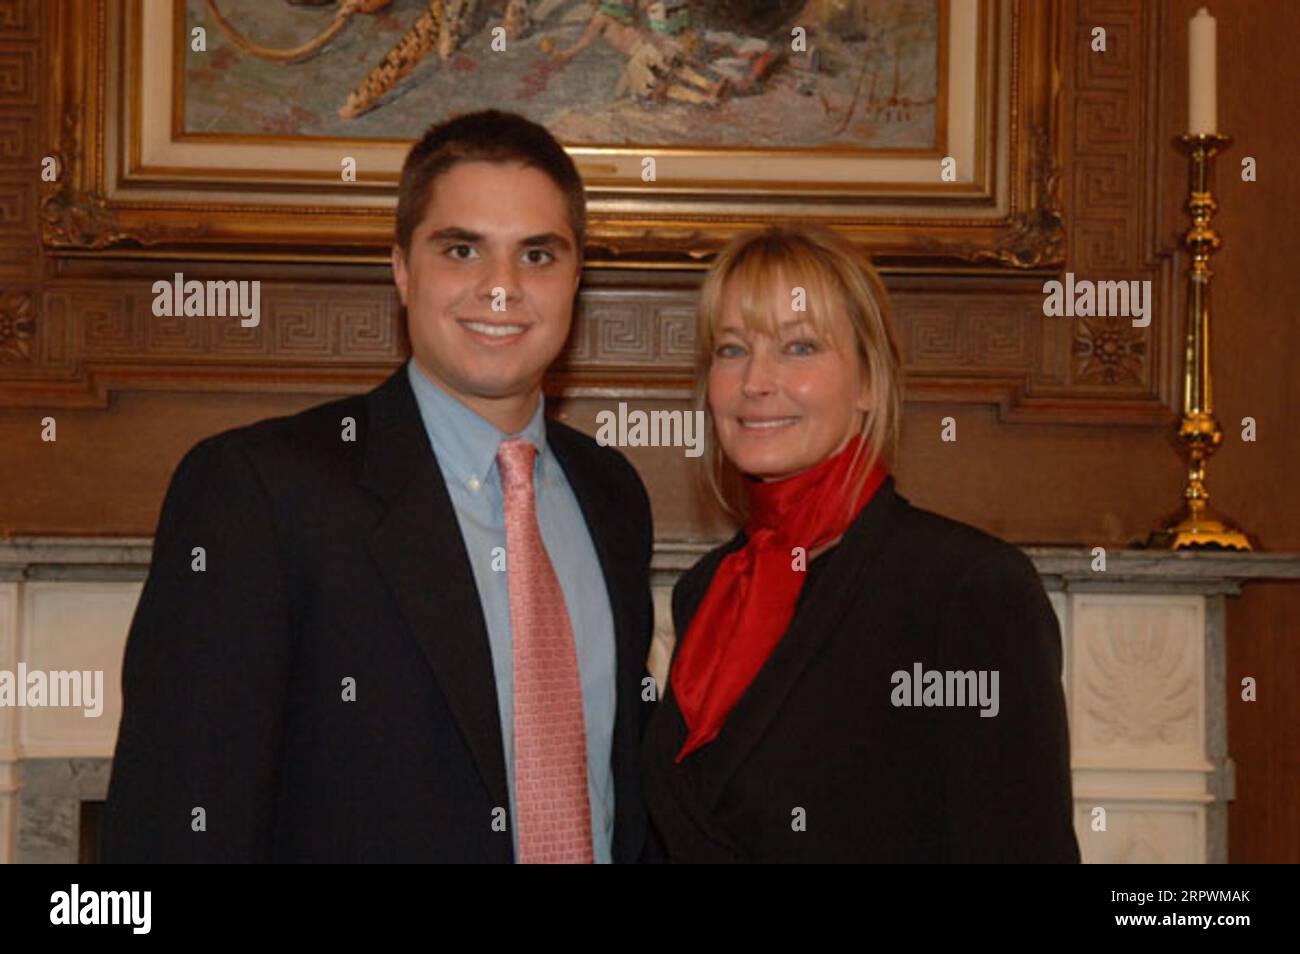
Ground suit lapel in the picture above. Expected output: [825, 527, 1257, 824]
[643, 534, 744, 857]
[676, 479, 907, 811]
[359, 367, 509, 812]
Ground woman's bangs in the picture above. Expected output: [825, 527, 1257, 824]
[715, 243, 842, 346]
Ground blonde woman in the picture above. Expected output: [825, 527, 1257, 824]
[642, 226, 1079, 863]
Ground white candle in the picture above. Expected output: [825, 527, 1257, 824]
[1188, 7, 1217, 134]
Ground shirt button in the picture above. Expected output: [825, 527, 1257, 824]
[467, 476, 481, 493]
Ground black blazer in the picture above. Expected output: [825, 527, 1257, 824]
[103, 366, 655, 862]
[642, 477, 1079, 862]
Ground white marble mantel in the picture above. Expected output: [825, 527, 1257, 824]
[2, 537, 1298, 864]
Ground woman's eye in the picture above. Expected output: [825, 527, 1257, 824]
[714, 342, 744, 359]
[445, 245, 477, 261]
[786, 339, 820, 355]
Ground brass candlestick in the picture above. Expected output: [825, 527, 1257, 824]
[1148, 133, 1253, 550]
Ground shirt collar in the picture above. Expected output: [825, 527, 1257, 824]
[406, 356, 550, 491]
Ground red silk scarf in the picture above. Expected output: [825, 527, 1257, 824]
[671, 435, 888, 761]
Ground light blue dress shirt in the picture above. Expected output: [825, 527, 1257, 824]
[406, 357, 617, 863]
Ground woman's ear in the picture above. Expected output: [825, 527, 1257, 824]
[855, 358, 873, 414]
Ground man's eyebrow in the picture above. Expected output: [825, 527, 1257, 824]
[424, 227, 572, 252]
[520, 232, 573, 252]
[426, 227, 483, 243]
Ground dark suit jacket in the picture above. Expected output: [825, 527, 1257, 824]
[103, 366, 655, 862]
[642, 477, 1079, 863]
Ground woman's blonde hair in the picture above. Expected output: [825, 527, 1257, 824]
[695, 224, 904, 522]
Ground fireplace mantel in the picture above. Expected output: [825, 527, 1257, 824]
[3, 537, 1298, 863]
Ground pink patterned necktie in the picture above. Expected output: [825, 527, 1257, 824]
[496, 438, 594, 864]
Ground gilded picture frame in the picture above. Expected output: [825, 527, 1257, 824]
[42, 0, 1064, 271]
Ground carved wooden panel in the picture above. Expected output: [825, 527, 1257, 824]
[1064, 0, 1179, 409]
[0, 0, 42, 379]
[0, 289, 35, 364]
[0, 0, 38, 37]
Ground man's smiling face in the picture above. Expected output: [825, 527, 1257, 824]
[391, 160, 581, 431]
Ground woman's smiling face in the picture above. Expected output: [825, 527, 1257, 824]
[707, 276, 871, 480]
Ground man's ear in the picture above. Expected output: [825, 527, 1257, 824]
[391, 245, 409, 309]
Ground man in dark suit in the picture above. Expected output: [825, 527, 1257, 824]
[102, 111, 655, 863]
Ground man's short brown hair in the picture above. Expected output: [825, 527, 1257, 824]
[394, 110, 586, 260]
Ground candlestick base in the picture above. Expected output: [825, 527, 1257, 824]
[1148, 506, 1254, 551]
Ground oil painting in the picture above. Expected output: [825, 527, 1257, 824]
[185, 0, 942, 150]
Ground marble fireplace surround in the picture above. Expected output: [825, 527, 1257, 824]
[2, 538, 1297, 864]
